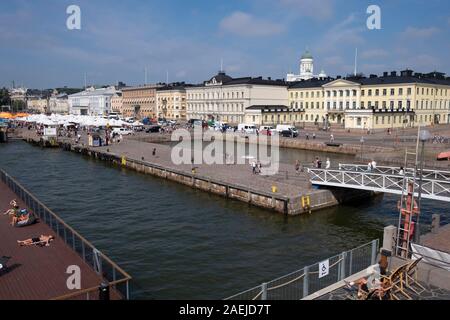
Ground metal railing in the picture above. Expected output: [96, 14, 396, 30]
[0, 169, 132, 300]
[225, 239, 379, 300]
[308, 167, 450, 203]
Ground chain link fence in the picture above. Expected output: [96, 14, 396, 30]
[225, 239, 379, 300]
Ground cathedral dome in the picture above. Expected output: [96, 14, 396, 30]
[301, 50, 313, 60]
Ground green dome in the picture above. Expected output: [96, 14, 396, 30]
[301, 50, 313, 59]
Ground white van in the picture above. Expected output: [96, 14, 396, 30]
[112, 127, 133, 136]
[276, 125, 298, 134]
[238, 124, 257, 134]
[259, 126, 276, 135]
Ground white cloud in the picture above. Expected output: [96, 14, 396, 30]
[278, 0, 334, 20]
[315, 14, 365, 54]
[324, 56, 344, 66]
[219, 11, 285, 37]
[361, 49, 389, 59]
[400, 26, 440, 39]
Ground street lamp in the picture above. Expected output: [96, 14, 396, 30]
[360, 136, 365, 161]
[415, 129, 432, 244]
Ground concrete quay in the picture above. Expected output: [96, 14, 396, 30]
[19, 132, 374, 215]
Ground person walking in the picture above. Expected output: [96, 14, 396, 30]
[326, 158, 331, 169]
[330, 134, 334, 143]
[295, 160, 300, 174]
[251, 161, 257, 174]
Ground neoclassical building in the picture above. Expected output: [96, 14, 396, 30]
[287, 50, 327, 82]
[156, 83, 193, 120]
[288, 70, 450, 130]
[122, 85, 162, 118]
[68, 86, 118, 116]
[186, 71, 288, 124]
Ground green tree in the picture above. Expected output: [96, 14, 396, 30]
[0, 87, 11, 108]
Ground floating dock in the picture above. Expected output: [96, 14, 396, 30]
[0, 170, 131, 300]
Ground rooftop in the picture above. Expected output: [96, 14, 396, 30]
[288, 69, 450, 89]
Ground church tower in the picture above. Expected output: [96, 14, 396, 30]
[300, 49, 314, 80]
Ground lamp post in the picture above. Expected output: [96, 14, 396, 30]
[360, 136, 365, 161]
[415, 129, 432, 244]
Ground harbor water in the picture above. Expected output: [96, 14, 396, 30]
[0, 141, 448, 299]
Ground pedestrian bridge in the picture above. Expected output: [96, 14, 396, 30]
[307, 164, 450, 202]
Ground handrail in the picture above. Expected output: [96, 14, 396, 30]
[51, 278, 130, 300]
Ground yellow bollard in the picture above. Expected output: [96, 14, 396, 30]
[121, 156, 127, 166]
[272, 185, 278, 193]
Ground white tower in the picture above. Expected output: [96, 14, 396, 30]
[300, 50, 314, 80]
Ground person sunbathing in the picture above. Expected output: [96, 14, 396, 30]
[3, 200, 18, 216]
[17, 235, 55, 247]
[10, 209, 28, 226]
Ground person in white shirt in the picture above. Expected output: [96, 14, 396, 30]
[371, 160, 377, 170]
[326, 158, 331, 169]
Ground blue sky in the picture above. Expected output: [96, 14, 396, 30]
[1, 0, 449, 89]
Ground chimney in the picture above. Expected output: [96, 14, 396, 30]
[391, 71, 397, 77]
[337, 75, 342, 79]
[383, 72, 388, 77]
[268, 77, 271, 80]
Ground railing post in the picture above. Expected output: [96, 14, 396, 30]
[261, 282, 268, 300]
[349, 250, 353, 275]
[303, 266, 309, 298]
[340, 252, 346, 280]
[371, 239, 378, 265]
[126, 281, 130, 300]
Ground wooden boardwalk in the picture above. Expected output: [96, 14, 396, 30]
[0, 181, 117, 300]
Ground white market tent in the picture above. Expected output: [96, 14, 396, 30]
[15, 114, 128, 128]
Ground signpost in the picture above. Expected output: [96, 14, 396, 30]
[319, 259, 329, 279]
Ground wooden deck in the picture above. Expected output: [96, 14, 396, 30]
[0, 181, 117, 300]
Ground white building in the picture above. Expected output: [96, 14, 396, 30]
[48, 91, 69, 114]
[68, 86, 117, 116]
[186, 71, 288, 124]
[287, 50, 327, 82]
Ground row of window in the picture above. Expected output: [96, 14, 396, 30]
[187, 91, 245, 100]
[289, 87, 450, 100]
[290, 100, 450, 110]
[188, 103, 245, 113]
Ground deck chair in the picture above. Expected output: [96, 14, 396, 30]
[380, 262, 411, 300]
[403, 257, 426, 295]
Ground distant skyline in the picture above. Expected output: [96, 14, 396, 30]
[1, 0, 450, 89]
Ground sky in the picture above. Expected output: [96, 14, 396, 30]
[1, 0, 449, 89]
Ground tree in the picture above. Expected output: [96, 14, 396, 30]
[0, 87, 11, 107]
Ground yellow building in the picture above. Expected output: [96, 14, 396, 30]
[288, 70, 450, 130]
[26, 97, 48, 114]
[156, 84, 191, 120]
[111, 93, 123, 115]
[122, 85, 161, 119]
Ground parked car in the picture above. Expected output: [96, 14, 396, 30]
[280, 129, 298, 138]
[237, 123, 257, 134]
[112, 127, 133, 135]
[259, 126, 276, 135]
[146, 125, 161, 133]
[276, 125, 298, 135]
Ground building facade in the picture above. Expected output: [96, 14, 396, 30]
[48, 92, 69, 114]
[111, 92, 123, 115]
[288, 70, 450, 130]
[68, 86, 117, 116]
[121, 85, 160, 118]
[186, 71, 288, 124]
[26, 97, 48, 114]
[156, 84, 190, 120]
